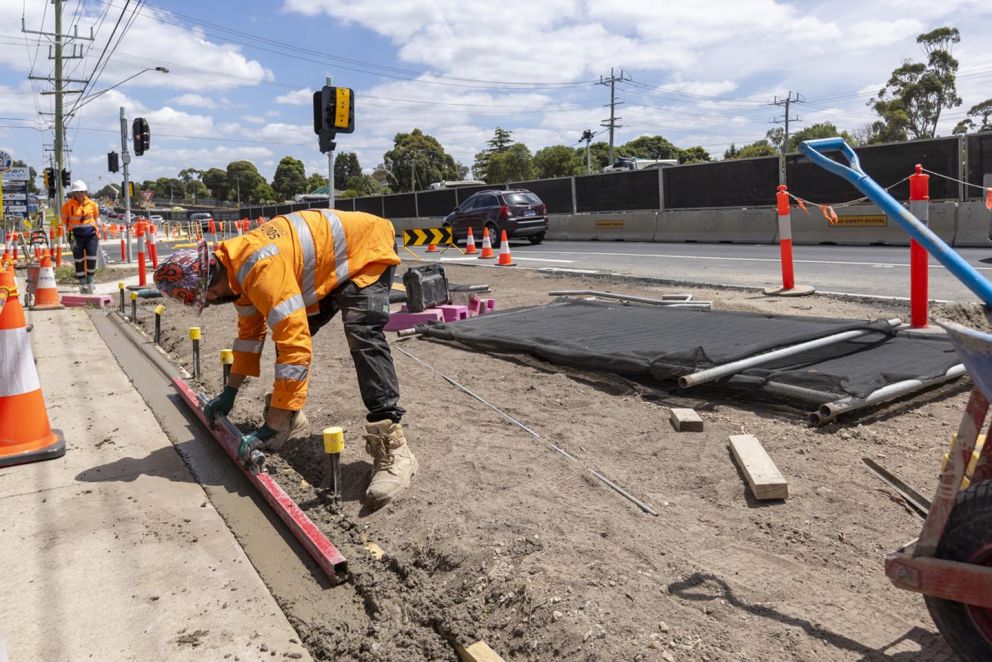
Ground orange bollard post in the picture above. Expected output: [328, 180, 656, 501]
[763, 185, 814, 297]
[136, 223, 147, 287]
[909, 164, 930, 329]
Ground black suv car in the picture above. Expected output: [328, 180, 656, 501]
[443, 189, 547, 245]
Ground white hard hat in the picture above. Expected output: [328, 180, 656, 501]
[68, 179, 88, 193]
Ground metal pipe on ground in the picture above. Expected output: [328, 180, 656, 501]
[724, 374, 838, 405]
[812, 364, 966, 425]
[678, 318, 902, 389]
[548, 290, 700, 305]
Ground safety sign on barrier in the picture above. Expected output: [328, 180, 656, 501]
[595, 220, 625, 228]
[403, 226, 454, 246]
[833, 215, 887, 228]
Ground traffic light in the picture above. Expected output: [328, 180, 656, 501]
[122, 181, 135, 198]
[312, 85, 354, 153]
[132, 117, 150, 156]
[61, 168, 70, 187]
[108, 151, 119, 173]
[43, 168, 52, 197]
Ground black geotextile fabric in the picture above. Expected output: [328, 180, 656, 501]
[419, 299, 897, 382]
[737, 333, 960, 399]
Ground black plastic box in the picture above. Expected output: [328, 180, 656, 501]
[403, 264, 450, 312]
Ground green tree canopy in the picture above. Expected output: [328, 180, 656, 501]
[202, 167, 229, 200]
[620, 135, 680, 161]
[953, 98, 992, 134]
[272, 156, 307, 200]
[533, 145, 581, 178]
[724, 140, 777, 160]
[474, 127, 517, 180]
[345, 174, 377, 197]
[484, 143, 534, 184]
[869, 26, 962, 142]
[253, 181, 277, 204]
[573, 141, 612, 173]
[334, 152, 362, 183]
[306, 173, 328, 193]
[765, 123, 856, 153]
[383, 128, 459, 192]
[678, 146, 712, 164]
[226, 161, 266, 203]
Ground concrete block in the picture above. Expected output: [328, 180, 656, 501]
[438, 304, 469, 322]
[568, 211, 658, 241]
[547, 214, 570, 241]
[655, 208, 776, 243]
[384, 309, 444, 332]
[669, 408, 704, 432]
[953, 201, 990, 247]
[60, 293, 113, 308]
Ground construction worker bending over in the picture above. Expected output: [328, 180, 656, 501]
[61, 180, 101, 293]
[153, 209, 416, 509]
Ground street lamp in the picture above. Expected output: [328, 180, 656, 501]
[67, 66, 169, 117]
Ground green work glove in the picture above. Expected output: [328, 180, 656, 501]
[237, 425, 278, 463]
[204, 385, 238, 424]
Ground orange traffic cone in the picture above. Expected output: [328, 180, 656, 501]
[497, 230, 516, 266]
[0, 265, 66, 467]
[478, 227, 496, 259]
[427, 242, 438, 253]
[30, 254, 64, 310]
[465, 226, 477, 255]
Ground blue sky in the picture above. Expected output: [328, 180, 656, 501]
[2, 0, 991, 194]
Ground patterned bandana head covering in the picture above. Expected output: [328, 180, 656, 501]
[153, 240, 217, 312]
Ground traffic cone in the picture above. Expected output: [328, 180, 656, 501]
[479, 227, 495, 259]
[497, 230, 516, 266]
[465, 226, 477, 255]
[0, 265, 66, 467]
[30, 254, 64, 310]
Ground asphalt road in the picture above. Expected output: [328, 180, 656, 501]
[142, 237, 992, 302]
[403, 240, 992, 302]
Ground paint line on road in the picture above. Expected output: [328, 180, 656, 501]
[509, 257, 574, 263]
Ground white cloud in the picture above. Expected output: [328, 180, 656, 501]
[169, 94, 216, 109]
[275, 88, 313, 106]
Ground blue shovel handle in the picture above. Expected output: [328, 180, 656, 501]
[799, 137, 992, 308]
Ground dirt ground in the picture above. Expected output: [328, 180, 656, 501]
[132, 261, 979, 661]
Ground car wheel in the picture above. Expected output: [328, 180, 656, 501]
[485, 221, 500, 243]
[528, 232, 545, 245]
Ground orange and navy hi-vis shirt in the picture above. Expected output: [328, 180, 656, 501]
[61, 196, 100, 231]
[214, 209, 400, 411]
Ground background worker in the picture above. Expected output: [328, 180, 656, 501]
[61, 180, 101, 293]
[153, 209, 417, 509]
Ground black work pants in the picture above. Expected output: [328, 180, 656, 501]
[71, 225, 99, 284]
[307, 266, 405, 423]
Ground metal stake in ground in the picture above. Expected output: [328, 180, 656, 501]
[130, 290, 138, 321]
[118, 281, 125, 315]
[220, 348, 233, 384]
[153, 304, 164, 344]
[189, 326, 201, 380]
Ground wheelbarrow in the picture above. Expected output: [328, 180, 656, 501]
[801, 138, 992, 660]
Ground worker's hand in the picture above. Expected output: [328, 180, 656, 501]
[204, 385, 238, 424]
[237, 425, 278, 463]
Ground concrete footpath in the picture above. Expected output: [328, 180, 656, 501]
[0, 307, 312, 661]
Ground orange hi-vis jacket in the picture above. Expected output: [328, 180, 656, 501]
[61, 196, 100, 231]
[215, 209, 400, 411]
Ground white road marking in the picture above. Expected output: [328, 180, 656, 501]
[509, 257, 574, 263]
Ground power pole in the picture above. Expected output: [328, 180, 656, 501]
[771, 91, 804, 185]
[120, 107, 133, 262]
[22, 1, 92, 230]
[580, 129, 595, 174]
[599, 68, 630, 168]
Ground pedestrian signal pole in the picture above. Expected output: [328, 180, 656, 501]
[326, 76, 334, 209]
[314, 77, 355, 211]
[120, 106, 133, 263]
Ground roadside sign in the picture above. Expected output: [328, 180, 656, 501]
[1, 166, 28, 182]
[0, 150, 11, 173]
[5, 204, 27, 213]
[4, 192, 26, 201]
[141, 189, 154, 203]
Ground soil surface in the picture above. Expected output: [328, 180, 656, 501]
[133, 262, 973, 661]
[55, 265, 139, 284]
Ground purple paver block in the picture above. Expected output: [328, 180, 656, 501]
[476, 298, 495, 315]
[60, 293, 113, 308]
[438, 305, 469, 322]
[384, 309, 444, 332]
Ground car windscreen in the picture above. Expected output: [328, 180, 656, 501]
[504, 192, 541, 206]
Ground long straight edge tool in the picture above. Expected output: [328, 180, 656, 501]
[393, 345, 658, 515]
[799, 137, 992, 308]
[172, 377, 348, 580]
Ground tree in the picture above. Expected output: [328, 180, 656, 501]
[272, 156, 307, 200]
[954, 99, 992, 134]
[724, 140, 777, 159]
[306, 173, 328, 193]
[484, 143, 534, 184]
[185, 180, 209, 201]
[474, 127, 516, 180]
[334, 152, 362, 183]
[573, 141, 612, 173]
[345, 174, 377, 196]
[533, 145, 581, 178]
[202, 168, 228, 200]
[869, 26, 962, 141]
[678, 146, 712, 164]
[621, 135, 680, 161]
[151, 177, 184, 201]
[382, 129, 459, 192]
[177, 168, 203, 186]
[370, 165, 391, 193]
[226, 161, 266, 203]
[253, 181, 277, 204]
[12, 160, 38, 194]
[765, 123, 855, 153]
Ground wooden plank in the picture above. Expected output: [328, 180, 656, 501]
[728, 434, 788, 500]
[456, 640, 505, 662]
[669, 407, 703, 432]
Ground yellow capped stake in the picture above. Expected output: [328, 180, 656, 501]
[130, 290, 138, 301]
[323, 426, 345, 454]
[118, 281, 125, 290]
[188, 326, 201, 340]
[154, 304, 165, 315]
[220, 348, 234, 365]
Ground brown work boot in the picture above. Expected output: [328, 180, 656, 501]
[263, 393, 310, 451]
[364, 420, 418, 509]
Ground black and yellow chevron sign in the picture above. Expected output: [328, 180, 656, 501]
[403, 227, 454, 246]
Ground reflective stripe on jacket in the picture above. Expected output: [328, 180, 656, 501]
[61, 197, 100, 231]
[215, 209, 400, 411]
